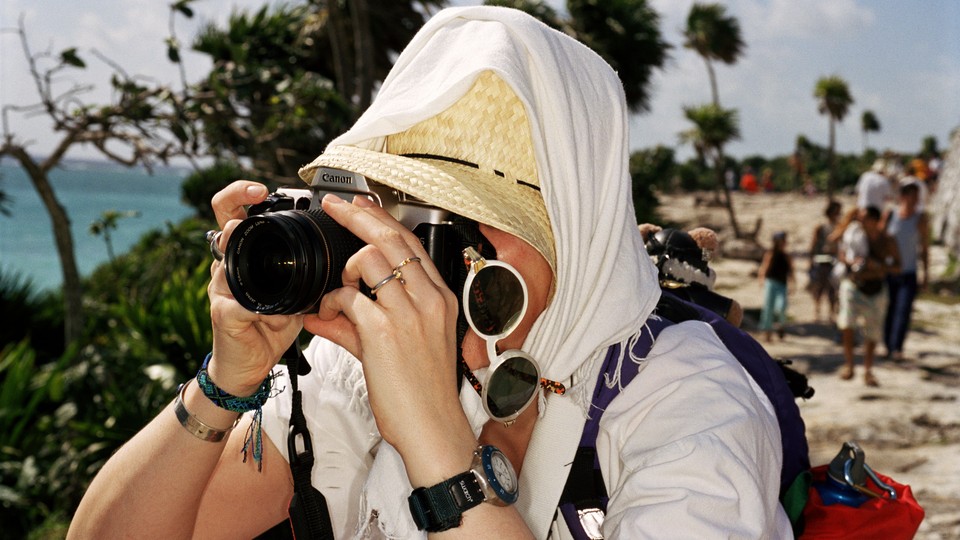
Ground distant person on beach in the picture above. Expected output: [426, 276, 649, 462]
[758, 231, 794, 342]
[883, 182, 929, 362]
[855, 159, 894, 211]
[835, 206, 900, 386]
[761, 168, 775, 192]
[806, 200, 842, 322]
[740, 166, 759, 193]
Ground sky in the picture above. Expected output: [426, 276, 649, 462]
[2, 0, 958, 163]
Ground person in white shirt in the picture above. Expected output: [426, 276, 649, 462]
[855, 159, 894, 211]
[69, 7, 790, 539]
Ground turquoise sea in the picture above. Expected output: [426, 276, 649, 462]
[0, 160, 194, 292]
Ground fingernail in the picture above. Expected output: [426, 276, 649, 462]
[323, 193, 344, 204]
[353, 195, 375, 207]
[247, 185, 266, 197]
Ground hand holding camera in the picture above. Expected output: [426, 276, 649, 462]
[207, 181, 306, 397]
[206, 169, 482, 455]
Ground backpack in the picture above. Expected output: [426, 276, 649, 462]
[558, 291, 811, 539]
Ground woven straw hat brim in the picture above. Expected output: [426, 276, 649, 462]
[300, 145, 556, 272]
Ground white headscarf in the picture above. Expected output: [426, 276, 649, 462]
[312, 7, 664, 536]
[325, 6, 660, 409]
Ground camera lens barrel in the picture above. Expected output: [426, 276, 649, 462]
[224, 208, 364, 314]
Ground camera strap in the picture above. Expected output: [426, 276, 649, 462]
[273, 342, 335, 540]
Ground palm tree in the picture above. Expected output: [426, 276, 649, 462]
[680, 103, 742, 237]
[814, 75, 854, 198]
[567, 0, 670, 112]
[683, 2, 746, 107]
[861, 110, 880, 153]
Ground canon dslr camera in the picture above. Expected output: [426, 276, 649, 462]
[223, 167, 475, 315]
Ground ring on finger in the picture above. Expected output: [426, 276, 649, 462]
[206, 230, 224, 261]
[371, 271, 403, 296]
[392, 256, 422, 275]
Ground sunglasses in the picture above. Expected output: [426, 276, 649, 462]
[460, 247, 565, 426]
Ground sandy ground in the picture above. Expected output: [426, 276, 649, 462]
[656, 191, 960, 539]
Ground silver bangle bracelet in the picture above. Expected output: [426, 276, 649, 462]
[174, 380, 239, 442]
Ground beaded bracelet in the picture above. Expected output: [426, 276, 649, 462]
[196, 353, 275, 471]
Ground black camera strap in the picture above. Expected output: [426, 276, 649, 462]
[256, 343, 335, 540]
[285, 342, 335, 540]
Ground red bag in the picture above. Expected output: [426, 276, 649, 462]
[801, 464, 924, 539]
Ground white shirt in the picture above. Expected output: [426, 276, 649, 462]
[855, 171, 893, 210]
[261, 321, 792, 539]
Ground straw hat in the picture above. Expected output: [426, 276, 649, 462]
[299, 71, 556, 273]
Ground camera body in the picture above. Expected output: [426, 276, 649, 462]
[223, 167, 474, 315]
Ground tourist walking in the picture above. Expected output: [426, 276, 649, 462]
[807, 200, 842, 322]
[884, 182, 929, 361]
[836, 207, 900, 387]
[758, 231, 794, 342]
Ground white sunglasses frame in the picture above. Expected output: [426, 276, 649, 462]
[461, 247, 544, 425]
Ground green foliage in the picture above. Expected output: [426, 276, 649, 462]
[1, 217, 215, 538]
[59, 48, 85, 68]
[186, 1, 443, 181]
[680, 103, 741, 153]
[189, 3, 352, 180]
[567, 0, 670, 112]
[629, 146, 675, 224]
[0, 270, 63, 357]
[484, 0, 564, 30]
[920, 135, 939, 157]
[683, 2, 745, 64]
[676, 158, 713, 191]
[0, 341, 82, 538]
[89, 210, 142, 262]
[180, 161, 249, 220]
[861, 110, 880, 133]
[85, 218, 214, 370]
[814, 75, 854, 122]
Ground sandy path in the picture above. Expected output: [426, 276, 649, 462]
[656, 191, 960, 538]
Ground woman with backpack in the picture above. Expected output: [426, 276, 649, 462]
[70, 7, 791, 538]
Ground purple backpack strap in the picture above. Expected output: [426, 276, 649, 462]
[558, 315, 673, 539]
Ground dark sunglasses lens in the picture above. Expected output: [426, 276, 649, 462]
[486, 356, 538, 419]
[468, 265, 524, 336]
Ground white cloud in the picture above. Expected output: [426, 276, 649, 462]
[3, 0, 957, 162]
[747, 0, 875, 41]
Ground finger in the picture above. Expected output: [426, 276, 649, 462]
[351, 195, 447, 285]
[309, 287, 374, 358]
[212, 181, 269, 229]
[340, 245, 423, 305]
[322, 195, 444, 287]
[208, 219, 242, 278]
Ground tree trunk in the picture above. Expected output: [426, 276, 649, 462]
[349, 0, 374, 112]
[327, 0, 354, 106]
[706, 58, 720, 107]
[715, 147, 741, 238]
[12, 148, 84, 344]
[827, 118, 836, 199]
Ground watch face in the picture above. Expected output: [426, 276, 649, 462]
[492, 452, 516, 492]
[480, 446, 518, 504]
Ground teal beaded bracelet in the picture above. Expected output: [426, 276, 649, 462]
[196, 353, 276, 470]
[196, 353, 273, 412]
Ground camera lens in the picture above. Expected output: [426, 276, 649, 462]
[224, 209, 364, 314]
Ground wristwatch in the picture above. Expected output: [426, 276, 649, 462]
[408, 445, 519, 532]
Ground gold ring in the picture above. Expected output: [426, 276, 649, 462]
[392, 256, 422, 274]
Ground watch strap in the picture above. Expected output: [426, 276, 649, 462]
[408, 471, 484, 532]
